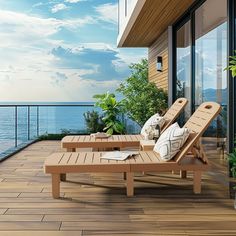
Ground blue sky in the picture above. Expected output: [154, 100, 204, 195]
[0, 0, 147, 102]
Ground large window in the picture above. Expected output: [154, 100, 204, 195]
[176, 20, 191, 121]
[195, 0, 227, 137]
[174, 0, 228, 138]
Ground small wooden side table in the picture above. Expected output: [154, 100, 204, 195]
[140, 140, 155, 151]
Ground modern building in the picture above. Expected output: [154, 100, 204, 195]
[117, 0, 236, 154]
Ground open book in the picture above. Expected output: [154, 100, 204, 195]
[100, 151, 139, 161]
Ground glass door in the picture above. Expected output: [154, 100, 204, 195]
[194, 0, 228, 138]
[175, 19, 192, 123]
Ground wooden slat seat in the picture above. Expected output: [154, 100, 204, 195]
[45, 152, 131, 173]
[129, 151, 209, 172]
[61, 98, 188, 151]
[45, 102, 221, 199]
[44, 151, 208, 198]
[61, 134, 142, 150]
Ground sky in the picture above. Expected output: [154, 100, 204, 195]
[0, 0, 147, 102]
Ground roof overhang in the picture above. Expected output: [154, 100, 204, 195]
[117, 0, 195, 47]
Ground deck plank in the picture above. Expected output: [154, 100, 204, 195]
[0, 232, 81, 236]
[0, 140, 233, 235]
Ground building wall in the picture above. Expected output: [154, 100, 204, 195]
[148, 30, 168, 91]
[117, 0, 146, 46]
[118, 0, 139, 38]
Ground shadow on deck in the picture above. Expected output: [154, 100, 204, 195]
[0, 140, 234, 235]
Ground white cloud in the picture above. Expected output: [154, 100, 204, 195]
[74, 42, 116, 51]
[113, 48, 147, 72]
[51, 3, 69, 13]
[0, 9, 94, 49]
[0, 6, 146, 102]
[0, 9, 108, 101]
[65, 0, 85, 3]
[95, 3, 118, 24]
[0, 66, 120, 102]
[32, 2, 44, 8]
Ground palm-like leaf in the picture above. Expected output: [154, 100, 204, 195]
[93, 92, 125, 135]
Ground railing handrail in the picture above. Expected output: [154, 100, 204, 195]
[0, 104, 95, 107]
[0, 104, 96, 148]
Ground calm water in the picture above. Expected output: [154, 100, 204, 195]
[0, 102, 140, 154]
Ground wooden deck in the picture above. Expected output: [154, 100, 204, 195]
[0, 140, 235, 235]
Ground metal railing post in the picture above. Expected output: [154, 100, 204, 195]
[15, 106, 18, 147]
[37, 106, 39, 137]
[28, 106, 30, 140]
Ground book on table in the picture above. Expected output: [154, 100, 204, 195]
[100, 151, 139, 161]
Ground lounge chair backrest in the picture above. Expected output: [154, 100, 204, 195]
[162, 98, 188, 132]
[173, 102, 222, 163]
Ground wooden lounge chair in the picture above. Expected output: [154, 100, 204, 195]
[44, 102, 221, 198]
[61, 98, 188, 151]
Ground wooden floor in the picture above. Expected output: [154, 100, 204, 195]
[0, 140, 235, 235]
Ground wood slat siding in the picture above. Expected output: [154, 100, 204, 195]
[148, 30, 168, 91]
[121, 0, 195, 47]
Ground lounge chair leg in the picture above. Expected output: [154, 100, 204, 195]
[67, 148, 76, 152]
[193, 171, 202, 194]
[52, 174, 60, 199]
[126, 172, 134, 197]
[180, 170, 187, 179]
[123, 172, 126, 180]
[60, 173, 66, 181]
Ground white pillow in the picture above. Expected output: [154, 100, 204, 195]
[153, 122, 190, 161]
[141, 113, 165, 136]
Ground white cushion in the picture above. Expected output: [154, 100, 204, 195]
[141, 113, 165, 137]
[154, 122, 190, 161]
[142, 125, 160, 140]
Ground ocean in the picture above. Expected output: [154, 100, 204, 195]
[0, 102, 140, 155]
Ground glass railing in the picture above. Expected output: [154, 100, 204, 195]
[0, 104, 141, 160]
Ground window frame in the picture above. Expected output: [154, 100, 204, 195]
[172, 0, 234, 152]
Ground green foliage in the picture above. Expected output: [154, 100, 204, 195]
[117, 58, 168, 126]
[38, 133, 69, 140]
[228, 138, 236, 178]
[93, 92, 125, 135]
[225, 51, 236, 77]
[83, 110, 105, 134]
[224, 53, 236, 178]
[38, 129, 72, 140]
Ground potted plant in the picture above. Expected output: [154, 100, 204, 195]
[93, 92, 125, 135]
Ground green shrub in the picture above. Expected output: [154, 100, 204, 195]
[93, 92, 125, 135]
[228, 138, 236, 178]
[117, 58, 168, 127]
[83, 110, 105, 134]
[225, 51, 236, 77]
[38, 129, 72, 140]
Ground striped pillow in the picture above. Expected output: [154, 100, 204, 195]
[154, 122, 190, 161]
